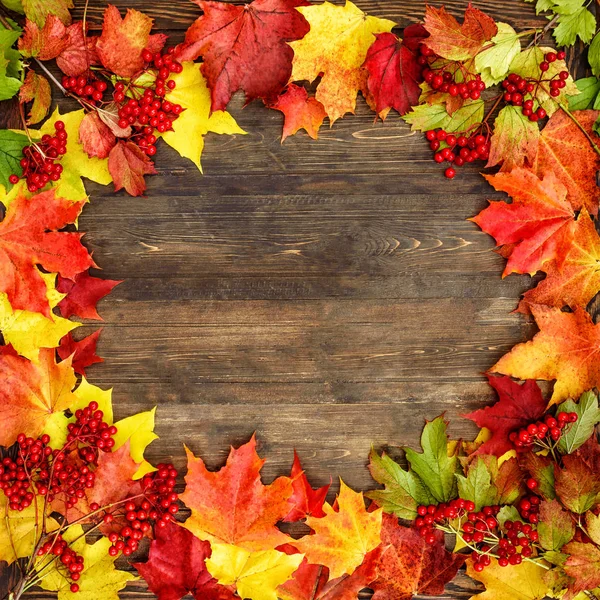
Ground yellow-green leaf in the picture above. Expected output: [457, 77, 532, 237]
[475, 23, 522, 86]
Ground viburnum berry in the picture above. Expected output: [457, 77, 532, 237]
[509, 410, 578, 450]
[37, 534, 84, 591]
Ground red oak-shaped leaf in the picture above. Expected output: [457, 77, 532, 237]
[363, 25, 428, 118]
[79, 111, 116, 159]
[284, 450, 330, 522]
[492, 305, 600, 405]
[463, 375, 547, 457]
[58, 330, 103, 376]
[96, 5, 156, 78]
[56, 271, 121, 321]
[108, 141, 157, 196]
[564, 542, 600, 596]
[370, 513, 465, 600]
[180, 435, 294, 551]
[18, 15, 68, 60]
[176, 0, 310, 111]
[270, 84, 327, 142]
[56, 22, 100, 77]
[0, 349, 77, 446]
[517, 209, 600, 313]
[472, 169, 575, 276]
[134, 521, 236, 600]
[277, 547, 382, 600]
[528, 109, 600, 216]
[423, 5, 497, 61]
[19, 71, 51, 125]
[0, 190, 92, 317]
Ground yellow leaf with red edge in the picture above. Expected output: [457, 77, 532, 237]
[289, 1, 395, 123]
[206, 543, 304, 600]
[160, 62, 245, 173]
[491, 305, 600, 405]
[291, 480, 382, 579]
[181, 435, 294, 551]
[466, 556, 550, 600]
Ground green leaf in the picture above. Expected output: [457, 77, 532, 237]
[366, 448, 435, 519]
[455, 456, 497, 511]
[0, 130, 27, 190]
[475, 23, 522, 86]
[0, 54, 21, 101]
[568, 77, 600, 110]
[553, 7, 596, 46]
[537, 499, 575, 551]
[0, 0, 24, 12]
[21, 0, 73, 27]
[551, 0, 585, 13]
[526, 0, 559, 13]
[404, 416, 459, 503]
[589, 33, 600, 76]
[496, 505, 522, 529]
[557, 392, 600, 454]
[521, 453, 556, 500]
[555, 454, 600, 514]
[0, 21, 21, 52]
[403, 100, 484, 134]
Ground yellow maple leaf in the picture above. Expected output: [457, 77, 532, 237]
[1, 108, 112, 208]
[160, 61, 246, 172]
[466, 557, 550, 600]
[0, 271, 80, 361]
[206, 543, 303, 600]
[289, 1, 395, 123]
[38, 524, 137, 599]
[291, 479, 382, 578]
[0, 495, 58, 565]
[112, 407, 158, 478]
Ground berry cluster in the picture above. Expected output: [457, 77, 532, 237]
[62, 75, 107, 105]
[493, 519, 539, 568]
[509, 411, 578, 449]
[415, 498, 477, 544]
[424, 129, 490, 178]
[517, 494, 541, 524]
[37, 534, 84, 593]
[9, 121, 67, 192]
[104, 463, 179, 557]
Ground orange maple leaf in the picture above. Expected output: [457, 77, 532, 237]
[270, 84, 327, 142]
[491, 305, 600, 404]
[291, 480, 382, 579]
[180, 435, 294, 551]
[0, 349, 77, 446]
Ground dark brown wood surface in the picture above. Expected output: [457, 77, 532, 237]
[12, 0, 582, 597]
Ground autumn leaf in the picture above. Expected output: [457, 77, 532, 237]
[96, 5, 157, 78]
[270, 84, 327, 142]
[520, 452, 556, 500]
[370, 513, 465, 600]
[464, 375, 547, 457]
[19, 70, 51, 125]
[527, 109, 600, 215]
[423, 4, 497, 61]
[0, 271, 80, 361]
[133, 520, 236, 600]
[181, 436, 293, 551]
[0, 188, 91, 316]
[79, 111, 116, 159]
[289, 0, 395, 123]
[367, 447, 435, 520]
[517, 209, 600, 313]
[291, 480, 382, 579]
[363, 25, 428, 118]
[284, 450, 330, 521]
[21, 0, 73, 27]
[554, 454, 600, 514]
[403, 99, 484, 133]
[563, 542, 600, 596]
[466, 556, 550, 600]
[177, 0, 309, 111]
[404, 415, 459, 503]
[491, 305, 600, 404]
[456, 456, 498, 511]
[487, 105, 540, 171]
[18, 15, 68, 60]
[58, 330, 103, 376]
[537, 500, 575, 551]
[56, 22, 100, 77]
[160, 61, 245, 172]
[108, 140, 157, 196]
[475, 23, 522, 86]
[493, 457, 525, 505]
[57, 271, 121, 321]
[0, 130, 28, 190]
[556, 391, 600, 454]
[0, 348, 77, 446]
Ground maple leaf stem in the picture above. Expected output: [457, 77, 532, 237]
[559, 105, 600, 157]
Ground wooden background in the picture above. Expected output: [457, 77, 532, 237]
[12, 0, 585, 597]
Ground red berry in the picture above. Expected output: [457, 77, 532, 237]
[444, 167, 456, 179]
[8, 174, 19, 184]
[526, 478, 538, 490]
[557, 51, 566, 60]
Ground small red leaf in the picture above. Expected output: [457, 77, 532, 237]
[57, 271, 121, 321]
[56, 22, 100, 77]
[270, 84, 327, 142]
[58, 330, 103, 376]
[108, 140, 156, 196]
[284, 450, 330, 522]
[79, 111, 116, 159]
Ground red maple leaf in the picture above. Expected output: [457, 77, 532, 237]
[270, 84, 327, 142]
[79, 111, 116, 159]
[284, 450, 330, 522]
[363, 25, 428, 118]
[134, 520, 236, 600]
[370, 514, 465, 599]
[108, 141, 157, 196]
[57, 271, 121, 321]
[18, 15, 69, 61]
[176, 0, 310, 111]
[464, 375, 547, 457]
[0, 190, 92, 317]
[56, 22, 100, 77]
[58, 330, 103, 376]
